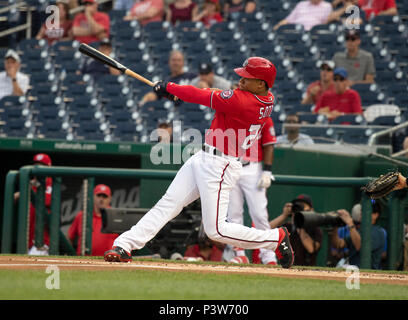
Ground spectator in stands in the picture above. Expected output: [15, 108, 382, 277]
[114, 0, 136, 11]
[36, 0, 73, 45]
[183, 230, 225, 262]
[273, 0, 332, 31]
[69, 0, 79, 10]
[358, 0, 397, 20]
[195, 0, 224, 28]
[157, 122, 173, 143]
[330, 201, 386, 269]
[0, 50, 29, 101]
[72, 0, 110, 45]
[314, 67, 362, 121]
[79, 38, 121, 77]
[332, 29, 375, 86]
[301, 60, 335, 105]
[276, 114, 315, 145]
[269, 194, 322, 266]
[123, 0, 164, 26]
[166, 0, 199, 25]
[14, 154, 53, 255]
[191, 62, 231, 90]
[68, 184, 119, 256]
[139, 50, 196, 106]
[222, 0, 256, 21]
[326, 0, 364, 24]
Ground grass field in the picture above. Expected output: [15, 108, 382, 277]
[1, 267, 408, 300]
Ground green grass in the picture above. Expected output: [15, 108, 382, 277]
[1, 268, 407, 300]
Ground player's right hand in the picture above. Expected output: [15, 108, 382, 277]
[153, 81, 181, 103]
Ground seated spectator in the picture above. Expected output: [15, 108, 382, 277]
[72, 0, 110, 44]
[79, 38, 121, 77]
[332, 29, 375, 86]
[222, 0, 256, 21]
[123, 0, 164, 26]
[301, 60, 335, 105]
[183, 233, 225, 262]
[166, 0, 199, 25]
[191, 62, 231, 90]
[0, 50, 29, 100]
[330, 201, 386, 269]
[314, 67, 362, 121]
[114, 0, 135, 11]
[358, 0, 397, 20]
[139, 50, 196, 106]
[276, 114, 315, 146]
[68, 184, 119, 256]
[326, 0, 363, 25]
[273, 0, 332, 31]
[36, 0, 73, 45]
[195, 0, 223, 28]
[269, 194, 323, 266]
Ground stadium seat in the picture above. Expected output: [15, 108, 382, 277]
[368, 115, 404, 126]
[330, 114, 367, 125]
[298, 126, 335, 143]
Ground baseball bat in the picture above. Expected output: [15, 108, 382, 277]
[78, 43, 154, 87]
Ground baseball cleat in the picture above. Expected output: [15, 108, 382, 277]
[274, 227, 294, 269]
[104, 246, 132, 263]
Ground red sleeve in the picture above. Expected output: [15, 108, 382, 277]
[314, 92, 326, 112]
[385, 0, 396, 9]
[72, 13, 82, 27]
[166, 83, 213, 107]
[351, 90, 363, 114]
[44, 178, 52, 209]
[68, 212, 81, 241]
[261, 117, 277, 146]
[96, 13, 110, 35]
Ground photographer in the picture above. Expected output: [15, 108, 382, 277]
[329, 202, 386, 269]
[269, 194, 322, 266]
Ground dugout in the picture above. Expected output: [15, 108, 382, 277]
[0, 137, 407, 269]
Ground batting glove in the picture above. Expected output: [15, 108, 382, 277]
[153, 81, 170, 99]
[257, 171, 275, 189]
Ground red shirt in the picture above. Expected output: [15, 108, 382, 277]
[314, 89, 362, 115]
[28, 177, 53, 248]
[167, 84, 275, 157]
[68, 210, 118, 256]
[244, 117, 276, 162]
[73, 12, 110, 44]
[42, 20, 73, 45]
[358, 0, 396, 19]
[169, 2, 197, 24]
[202, 12, 223, 27]
[306, 80, 335, 104]
[184, 244, 224, 261]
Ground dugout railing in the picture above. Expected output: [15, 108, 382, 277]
[1, 165, 405, 270]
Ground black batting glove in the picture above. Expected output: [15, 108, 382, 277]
[153, 81, 170, 99]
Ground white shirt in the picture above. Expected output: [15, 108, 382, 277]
[277, 133, 315, 145]
[0, 71, 30, 101]
[285, 0, 332, 31]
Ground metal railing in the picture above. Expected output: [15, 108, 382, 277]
[3, 165, 404, 270]
[368, 121, 408, 146]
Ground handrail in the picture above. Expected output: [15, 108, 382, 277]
[368, 121, 408, 146]
[0, 1, 34, 39]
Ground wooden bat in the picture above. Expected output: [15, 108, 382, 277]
[78, 43, 154, 86]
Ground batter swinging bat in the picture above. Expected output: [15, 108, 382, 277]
[78, 43, 154, 86]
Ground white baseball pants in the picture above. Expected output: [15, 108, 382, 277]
[227, 162, 277, 264]
[113, 148, 280, 253]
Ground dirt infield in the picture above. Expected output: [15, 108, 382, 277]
[1, 255, 407, 286]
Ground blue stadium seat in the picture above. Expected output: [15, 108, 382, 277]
[298, 126, 335, 143]
[330, 114, 367, 125]
[36, 120, 66, 140]
[368, 115, 404, 126]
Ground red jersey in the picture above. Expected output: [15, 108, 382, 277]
[28, 177, 53, 248]
[72, 12, 110, 44]
[243, 117, 277, 162]
[167, 84, 275, 157]
[68, 210, 118, 256]
[314, 89, 362, 115]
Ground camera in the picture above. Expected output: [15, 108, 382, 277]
[291, 200, 305, 215]
[294, 210, 345, 229]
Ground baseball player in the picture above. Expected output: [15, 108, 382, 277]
[104, 57, 294, 268]
[226, 116, 278, 265]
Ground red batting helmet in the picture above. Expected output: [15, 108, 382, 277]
[234, 57, 277, 88]
[33, 153, 52, 166]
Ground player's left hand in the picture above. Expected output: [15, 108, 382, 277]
[257, 171, 275, 189]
